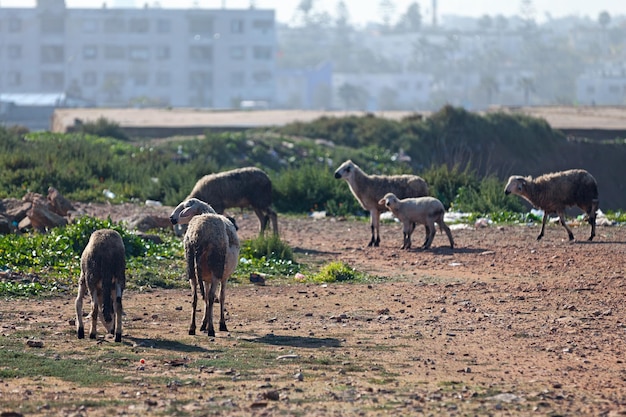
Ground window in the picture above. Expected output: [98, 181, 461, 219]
[253, 46, 272, 60]
[129, 18, 149, 33]
[103, 18, 125, 33]
[609, 85, 620, 94]
[252, 71, 272, 84]
[155, 46, 170, 60]
[156, 72, 171, 86]
[41, 71, 64, 90]
[189, 46, 212, 63]
[8, 45, 21, 59]
[7, 71, 21, 86]
[83, 71, 98, 86]
[189, 71, 212, 89]
[231, 19, 244, 33]
[104, 45, 125, 60]
[129, 46, 149, 61]
[230, 72, 245, 87]
[8, 19, 22, 33]
[40, 16, 64, 34]
[83, 45, 97, 60]
[188, 16, 214, 34]
[130, 72, 149, 86]
[82, 19, 98, 33]
[41, 45, 64, 63]
[230, 46, 245, 60]
[252, 19, 273, 34]
[156, 19, 171, 33]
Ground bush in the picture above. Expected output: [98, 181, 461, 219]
[313, 261, 363, 283]
[76, 117, 129, 141]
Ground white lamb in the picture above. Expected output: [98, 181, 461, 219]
[379, 193, 454, 250]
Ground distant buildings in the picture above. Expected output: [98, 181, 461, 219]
[0, 0, 276, 109]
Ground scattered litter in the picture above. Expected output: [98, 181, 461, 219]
[294, 272, 306, 281]
[103, 189, 115, 199]
[448, 262, 462, 267]
[250, 273, 266, 286]
[474, 218, 491, 228]
[145, 200, 162, 207]
[276, 354, 299, 360]
[309, 210, 326, 219]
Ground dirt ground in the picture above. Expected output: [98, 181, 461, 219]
[2, 210, 626, 416]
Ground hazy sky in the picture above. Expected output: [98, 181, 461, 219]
[2, 0, 625, 25]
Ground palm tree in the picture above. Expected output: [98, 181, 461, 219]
[517, 76, 535, 106]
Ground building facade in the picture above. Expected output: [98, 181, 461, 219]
[0, 0, 276, 109]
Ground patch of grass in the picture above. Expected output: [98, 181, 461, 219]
[312, 261, 365, 283]
[0, 335, 125, 385]
[235, 235, 304, 281]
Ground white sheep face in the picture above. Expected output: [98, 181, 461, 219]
[378, 193, 400, 210]
[170, 198, 216, 225]
[334, 160, 356, 181]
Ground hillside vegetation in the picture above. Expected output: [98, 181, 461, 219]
[1, 105, 625, 212]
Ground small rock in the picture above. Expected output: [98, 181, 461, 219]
[26, 340, 44, 348]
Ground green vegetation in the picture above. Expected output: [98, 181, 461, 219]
[1, 106, 624, 296]
[313, 261, 366, 283]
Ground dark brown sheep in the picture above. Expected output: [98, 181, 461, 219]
[75, 229, 126, 342]
[504, 169, 599, 241]
[184, 167, 278, 236]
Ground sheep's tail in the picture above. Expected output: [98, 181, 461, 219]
[194, 246, 206, 300]
[101, 264, 113, 323]
[186, 245, 205, 299]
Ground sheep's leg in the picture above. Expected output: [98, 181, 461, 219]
[440, 221, 455, 249]
[218, 279, 228, 332]
[254, 207, 268, 235]
[586, 200, 598, 241]
[75, 277, 87, 339]
[206, 278, 218, 337]
[114, 281, 123, 343]
[423, 222, 436, 249]
[537, 213, 548, 240]
[267, 208, 279, 235]
[422, 224, 430, 248]
[188, 279, 197, 335]
[200, 279, 210, 331]
[556, 210, 575, 241]
[89, 289, 100, 339]
[368, 210, 380, 247]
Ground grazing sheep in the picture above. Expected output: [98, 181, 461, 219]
[379, 193, 454, 250]
[334, 160, 429, 247]
[504, 169, 599, 241]
[75, 229, 126, 342]
[183, 167, 278, 236]
[170, 198, 240, 337]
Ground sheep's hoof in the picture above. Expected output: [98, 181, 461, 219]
[208, 329, 216, 337]
[115, 333, 121, 343]
[219, 323, 228, 332]
[200, 323, 207, 331]
[77, 327, 84, 339]
[189, 328, 196, 336]
[89, 333, 96, 339]
[536, 235, 544, 241]
[588, 235, 594, 241]
[568, 234, 575, 241]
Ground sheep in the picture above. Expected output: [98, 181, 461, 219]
[182, 167, 278, 236]
[75, 229, 126, 342]
[170, 198, 240, 337]
[379, 193, 454, 250]
[334, 159, 429, 247]
[504, 169, 599, 241]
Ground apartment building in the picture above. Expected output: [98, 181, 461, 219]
[0, 0, 276, 109]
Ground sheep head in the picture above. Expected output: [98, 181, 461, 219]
[379, 193, 400, 210]
[170, 198, 216, 225]
[504, 176, 527, 196]
[334, 160, 356, 181]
